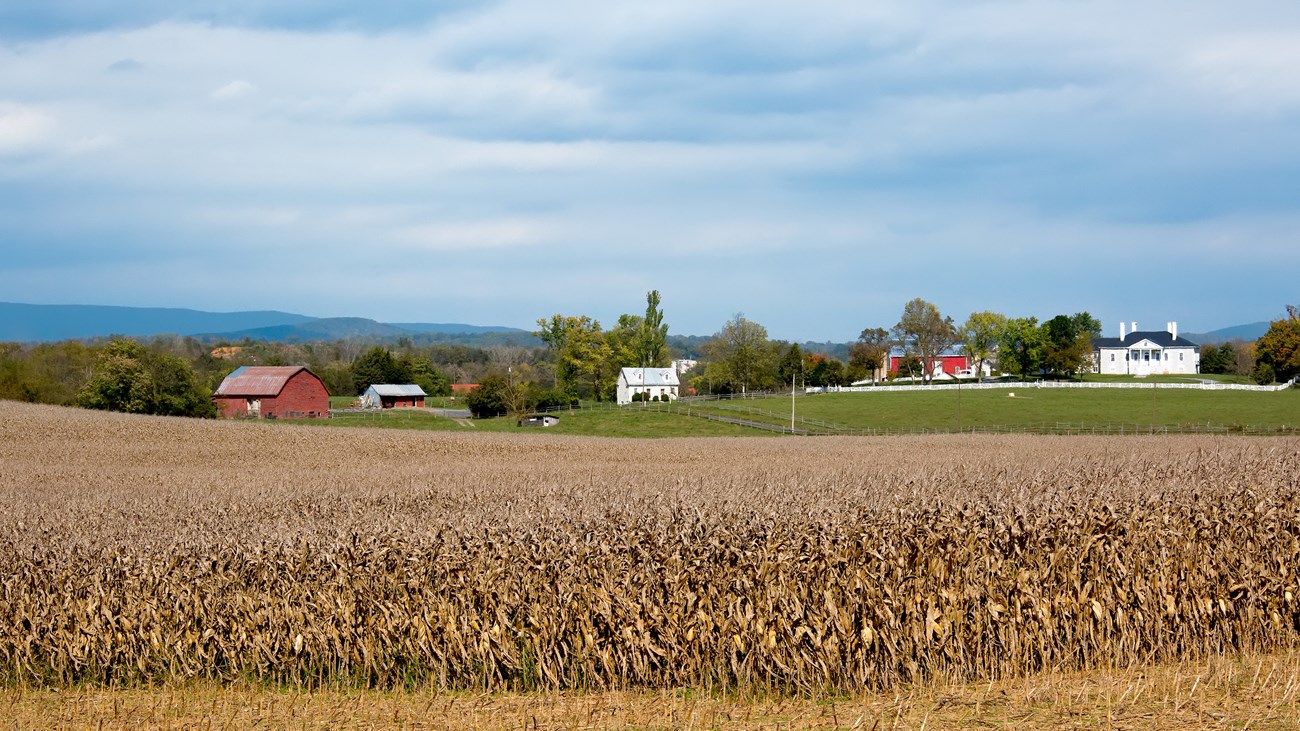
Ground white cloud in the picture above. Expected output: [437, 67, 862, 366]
[1187, 32, 1300, 111]
[0, 104, 56, 154]
[394, 219, 553, 251]
[210, 79, 255, 101]
[1, 4, 1298, 337]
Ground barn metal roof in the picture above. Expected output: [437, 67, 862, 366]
[366, 384, 428, 397]
[214, 366, 313, 397]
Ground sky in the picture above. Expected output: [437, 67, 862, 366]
[1, 1, 1297, 341]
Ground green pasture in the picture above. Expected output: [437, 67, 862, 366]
[297, 403, 757, 437]
[692, 385, 1299, 433]
[300, 383, 1297, 437]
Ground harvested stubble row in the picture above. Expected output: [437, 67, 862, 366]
[2, 401, 1299, 693]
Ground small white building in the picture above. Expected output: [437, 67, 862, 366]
[1093, 321, 1200, 376]
[616, 367, 680, 405]
[361, 384, 427, 408]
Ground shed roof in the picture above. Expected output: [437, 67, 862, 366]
[214, 366, 316, 397]
[366, 384, 428, 397]
[618, 367, 680, 386]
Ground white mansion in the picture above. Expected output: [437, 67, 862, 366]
[1092, 321, 1200, 376]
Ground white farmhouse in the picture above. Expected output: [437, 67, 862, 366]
[1093, 321, 1200, 376]
[616, 367, 680, 405]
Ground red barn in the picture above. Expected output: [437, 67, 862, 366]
[213, 366, 330, 419]
[889, 353, 971, 378]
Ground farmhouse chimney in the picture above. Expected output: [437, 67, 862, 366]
[1169, 321, 1178, 340]
[1120, 322, 1127, 340]
[1131, 321, 1138, 335]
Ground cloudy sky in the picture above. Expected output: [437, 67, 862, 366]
[1, 1, 1297, 340]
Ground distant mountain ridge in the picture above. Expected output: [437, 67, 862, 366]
[0, 302, 528, 343]
[2, 301, 1277, 347]
[1184, 322, 1271, 344]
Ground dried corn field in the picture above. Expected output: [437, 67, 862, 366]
[2, 400, 1299, 694]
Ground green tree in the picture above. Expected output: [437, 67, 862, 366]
[465, 374, 509, 418]
[76, 340, 154, 414]
[999, 317, 1045, 379]
[1070, 312, 1103, 338]
[702, 314, 772, 394]
[1200, 343, 1230, 375]
[408, 356, 452, 397]
[892, 299, 957, 383]
[804, 353, 846, 387]
[958, 312, 1007, 378]
[1254, 316, 1300, 383]
[350, 347, 413, 394]
[1041, 314, 1093, 378]
[148, 351, 218, 417]
[76, 338, 214, 417]
[848, 327, 891, 383]
[556, 316, 612, 401]
[635, 290, 669, 368]
[534, 314, 568, 388]
[778, 343, 803, 386]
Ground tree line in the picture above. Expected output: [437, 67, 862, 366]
[686, 299, 1298, 395]
[4, 299, 1295, 420]
[0, 335, 511, 418]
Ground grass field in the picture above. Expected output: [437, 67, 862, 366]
[310, 384, 1299, 438]
[687, 386, 1300, 433]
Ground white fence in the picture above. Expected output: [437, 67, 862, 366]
[820, 378, 1296, 395]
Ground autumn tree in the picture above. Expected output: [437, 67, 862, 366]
[892, 299, 957, 383]
[804, 353, 846, 387]
[1255, 316, 1300, 383]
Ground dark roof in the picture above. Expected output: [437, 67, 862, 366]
[1093, 331, 1199, 349]
[213, 366, 319, 397]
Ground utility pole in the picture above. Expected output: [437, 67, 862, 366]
[791, 373, 796, 433]
[956, 377, 962, 432]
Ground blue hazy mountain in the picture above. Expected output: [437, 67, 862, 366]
[0, 302, 315, 341]
[1184, 322, 1271, 344]
[1, 302, 527, 342]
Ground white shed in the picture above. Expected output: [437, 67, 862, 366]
[361, 384, 427, 408]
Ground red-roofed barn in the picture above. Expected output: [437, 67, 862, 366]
[213, 366, 330, 419]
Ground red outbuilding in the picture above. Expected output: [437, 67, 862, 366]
[889, 353, 971, 378]
[212, 366, 330, 419]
